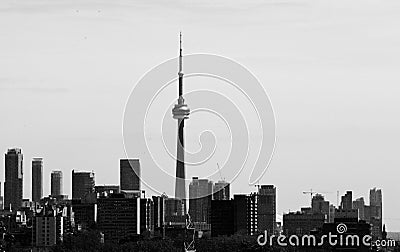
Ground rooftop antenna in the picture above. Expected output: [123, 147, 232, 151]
[216, 163, 225, 181]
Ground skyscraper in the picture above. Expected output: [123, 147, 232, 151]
[51, 171, 63, 196]
[311, 194, 329, 220]
[213, 180, 230, 200]
[72, 170, 95, 200]
[369, 187, 383, 239]
[257, 185, 276, 234]
[120, 159, 140, 193]
[4, 148, 23, 210]
[97, 194, 141, 242]
[353, 197, 366, 220]
[32, 158, 43, 202]
[189, 177, 213, 223]
[340, 191, 353, 210]
[172, 33, 190, 214]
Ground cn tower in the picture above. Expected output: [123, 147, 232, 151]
[172, 33, 190, 214]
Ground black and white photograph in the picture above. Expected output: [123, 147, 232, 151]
[0, 0, 399, 251]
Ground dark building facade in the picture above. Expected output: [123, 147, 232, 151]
[51, 171, 63, 196]
[211, 200, 234, 237]
[164, 198, 185, 225]
[233, 194, 258, 235]
[32, 158, 43, 203]
[189, 177, 213, 224]
[72, 199, 96, 230]
[5, 148, 23, 210]
[341, 191, 353, 210]
[257, 185, 276, 234]
[312, 194, 330, 217]
[210, 194, 259, 237]
[369, 187, 382, 239]
[283, 211, 326, 236]
[97, 194, 140, 242]
[120, 159, 140, 193]
[72, 170, 95, 200]
[213, 180, 230, 200]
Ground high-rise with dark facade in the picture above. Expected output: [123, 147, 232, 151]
[189, 177, 213, 224]
[5, 148, 23, 210]
[257, 185, 276, 234]
[51, 171, 63, 197]
[211, 200, 234, 237]
[213, 180, 230, 200]
[340, 191, 353, 210]
[120, 159, 140, 193]
[211, 193, 258, 237]
[32, 158, 43, 202]
[369, 187, 383, 239]
[97, 193, 141, 242]
[311, 193, 330, 219]
[72, 170, 95, 200]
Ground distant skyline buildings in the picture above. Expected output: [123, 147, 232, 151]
[32, 158, 43, 202]
[4, 148, 23, 210]
[0, 146, 391, 235]
[51, 170, 63, 197]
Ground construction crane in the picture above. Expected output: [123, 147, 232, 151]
[303, 189, 333, 203]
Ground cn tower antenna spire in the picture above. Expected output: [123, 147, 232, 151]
[178, 32, 183, 98]
[179, 31, 182, 57]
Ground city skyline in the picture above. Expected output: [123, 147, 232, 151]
[0, 147, 390, 230]
[1, 0, 400, 232]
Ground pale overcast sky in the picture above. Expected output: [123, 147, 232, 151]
[1, 0, 400, 230]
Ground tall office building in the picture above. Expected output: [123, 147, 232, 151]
[211, 193, 258, 237]
[213, 180, 230, 200]
[257, 185, 276, 234]
[353, 197, 366, 220]
[97, 194, 141, 243]
[72, 170, 95, 200]
[120, 159, 140, 193]
[340, 191, 353, 210]
[369, 188, 383, 239]
[311, 194, 329, 221]
[4, 148, 23, 210]
[51, 171, 63, 196]
[211, 200, 234, 237]
[233, 194, 258, 235]
[189, 177, 213, 223]
[32, 158, 43, 202]
[172, 33, 190, 214]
